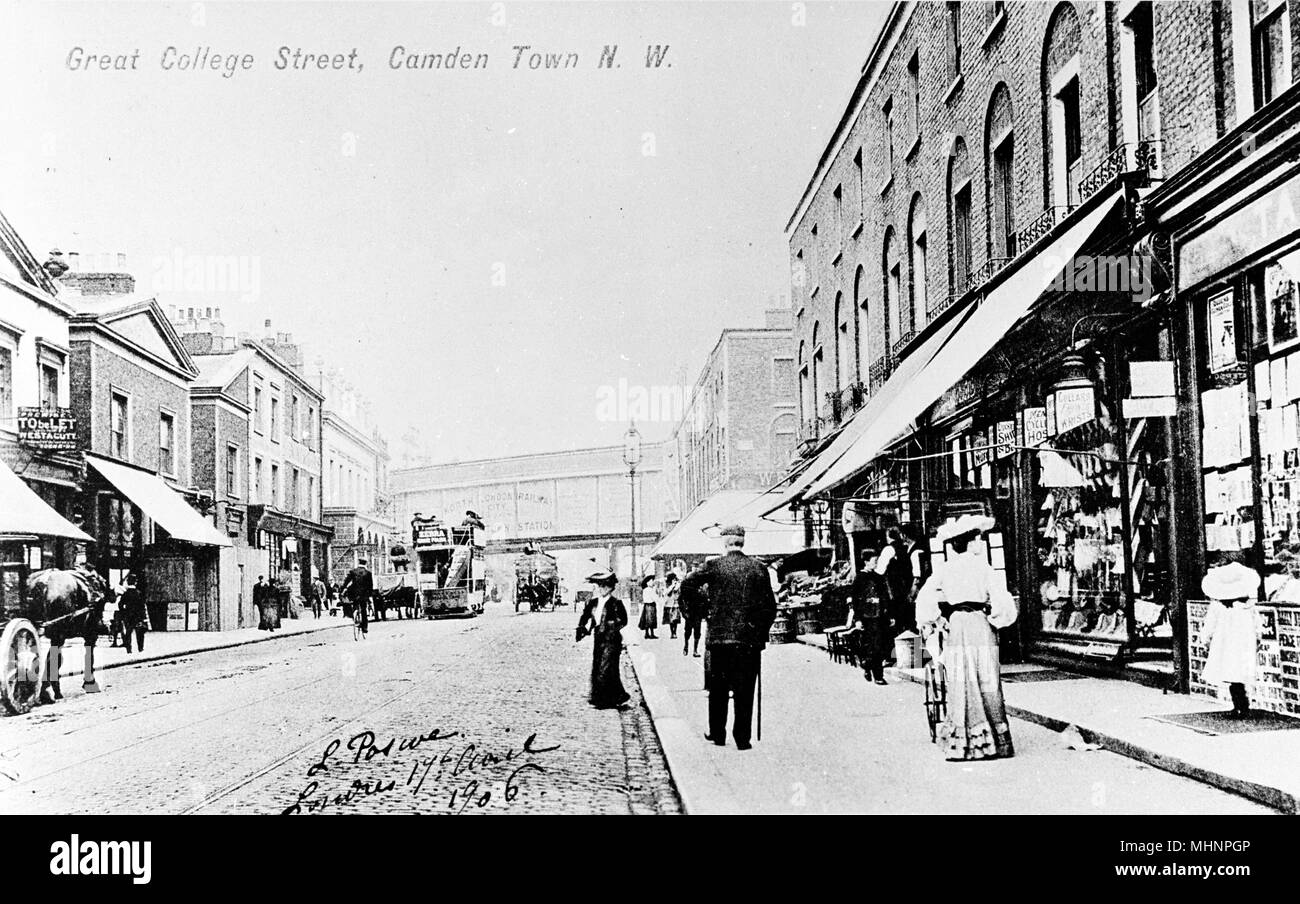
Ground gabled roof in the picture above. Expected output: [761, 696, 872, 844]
[0, 207, 71, 309]
[69, 294, 199, 379]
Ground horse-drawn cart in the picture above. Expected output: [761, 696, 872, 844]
[1, 567, 107, 715]
[513, 547, 560, 612]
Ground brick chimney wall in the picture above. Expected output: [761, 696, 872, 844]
[59, 272, 136, 296]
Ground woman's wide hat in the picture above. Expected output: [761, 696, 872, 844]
[936, 514, 996, 542]
[1201, 562, 1261, 601]
[586, 570, 617, 587]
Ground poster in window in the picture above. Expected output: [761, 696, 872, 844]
[1265, 258, 1300, 354]
[1207, 291, 1238, 372]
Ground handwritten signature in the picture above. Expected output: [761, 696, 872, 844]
[283, 726, 560, 815]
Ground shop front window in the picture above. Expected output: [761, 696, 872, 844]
[1032, 345, 1173, 647]
[1248, 254, 1300, 595]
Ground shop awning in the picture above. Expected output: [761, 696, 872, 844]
[86, 454, 231, 547]
[0, 456, 92, 541]
[760, 304, 976, 517]
[805, 192, 1126, 498]
[653, 490, 804, 559]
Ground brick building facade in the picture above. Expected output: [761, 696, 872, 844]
[778, 0, 1300, 694]
[666, 306, 797, 516]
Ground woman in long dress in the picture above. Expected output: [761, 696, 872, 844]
[576, 571, 631, 709]
[662, 573, 682, 639]
[916, 515, 1017, 761]
[638, 574, 659, 639]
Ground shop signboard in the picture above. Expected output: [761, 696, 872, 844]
[1023, 407, 1048, 447]
[1179, 167, 1300, 291]
[995, 420, 1016, 459]
[971, 430, 990, 468]
[17, 407, 78, 451]
[1123, 396, 1177, 418]
[1129, 361, 1176, 397]
[1053, 387, 1095, 434]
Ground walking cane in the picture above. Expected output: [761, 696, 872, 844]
[757, 656, 762, 742]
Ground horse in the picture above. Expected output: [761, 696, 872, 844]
[377, 584, 418, 620]
[26, 568, 108, 703]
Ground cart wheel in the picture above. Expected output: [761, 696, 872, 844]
[1, 618, 44, 716]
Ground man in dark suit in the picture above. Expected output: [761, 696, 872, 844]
[341, 557, 375, 637]
[680, 525, 778, 750]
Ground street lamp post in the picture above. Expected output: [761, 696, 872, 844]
[623, 422, 642, 611]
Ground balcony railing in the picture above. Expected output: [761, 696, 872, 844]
[1015, 204, 1074, 256]
[970, 256, 1012, 288]
[890, 329, 918, 358]
[867, 356, 894, 392]
[825, 391, 844, 425]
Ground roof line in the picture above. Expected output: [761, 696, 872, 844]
[785, 1, 909, 234]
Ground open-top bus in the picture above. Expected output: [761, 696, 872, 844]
[409, 514, 485, 618]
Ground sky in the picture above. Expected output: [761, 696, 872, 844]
[0, 0, 890, 466]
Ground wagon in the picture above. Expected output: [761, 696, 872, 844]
[513, 549, 560, 612]
[1, 614, 44, 715]
[1, 566, 105, 716]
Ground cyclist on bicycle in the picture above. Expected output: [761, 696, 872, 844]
[340, 558, 374, 638]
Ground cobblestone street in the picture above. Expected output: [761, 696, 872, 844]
[0, 607, 682, 815]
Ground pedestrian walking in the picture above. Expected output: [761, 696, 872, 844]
[846, 547, 892, 685]
[1198, 561, 1261, 719]
[341, 558, 374, 637]
[661, 572, 681, 639]
[680, 564, 704, 658]
[638, 574, 659, 639]
[575, 571, 630, 709]
[915, 515, 1017, 761]
[312, 575, 326, 619]
[680, 525, 777, 750]
[254, 576, 279, 631]
[118, 574, 149, 654]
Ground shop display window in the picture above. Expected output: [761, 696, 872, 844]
[1241, 253, 1300, 602]
[1032, 343, 1174, 644]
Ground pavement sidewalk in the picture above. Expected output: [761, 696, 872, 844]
[43, 614, 352, 680]
[792, 631, 1300, 814]
[623, 631, 1276, 814]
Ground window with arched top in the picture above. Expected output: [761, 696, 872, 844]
[907, 195, 928, 332]
[853, 265, 868, 383]
[986, 83, 1016, 260]
[833, 292, 847, 392]
[798, 340, 809, 427]
[811, 321, 825, 419]
[948, 136, 972, 296]
[883, 228, 900, 349]
[1043, 2, 1083, 208]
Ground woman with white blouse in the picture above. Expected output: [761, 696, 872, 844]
[915, 515, 1018, 761]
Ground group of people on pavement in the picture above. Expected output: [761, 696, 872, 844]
[576, 524, 776, 750]
[633, 570, 705, 656]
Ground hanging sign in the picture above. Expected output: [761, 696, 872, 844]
[1053, 387, 1095, 434]
[971, 431, 990, 468]
[1023, 407, 1048, 447]
[995, 420, 1017, 459]
[1130, 361, 1176, 397]
[1123, 396, 1178, 418]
